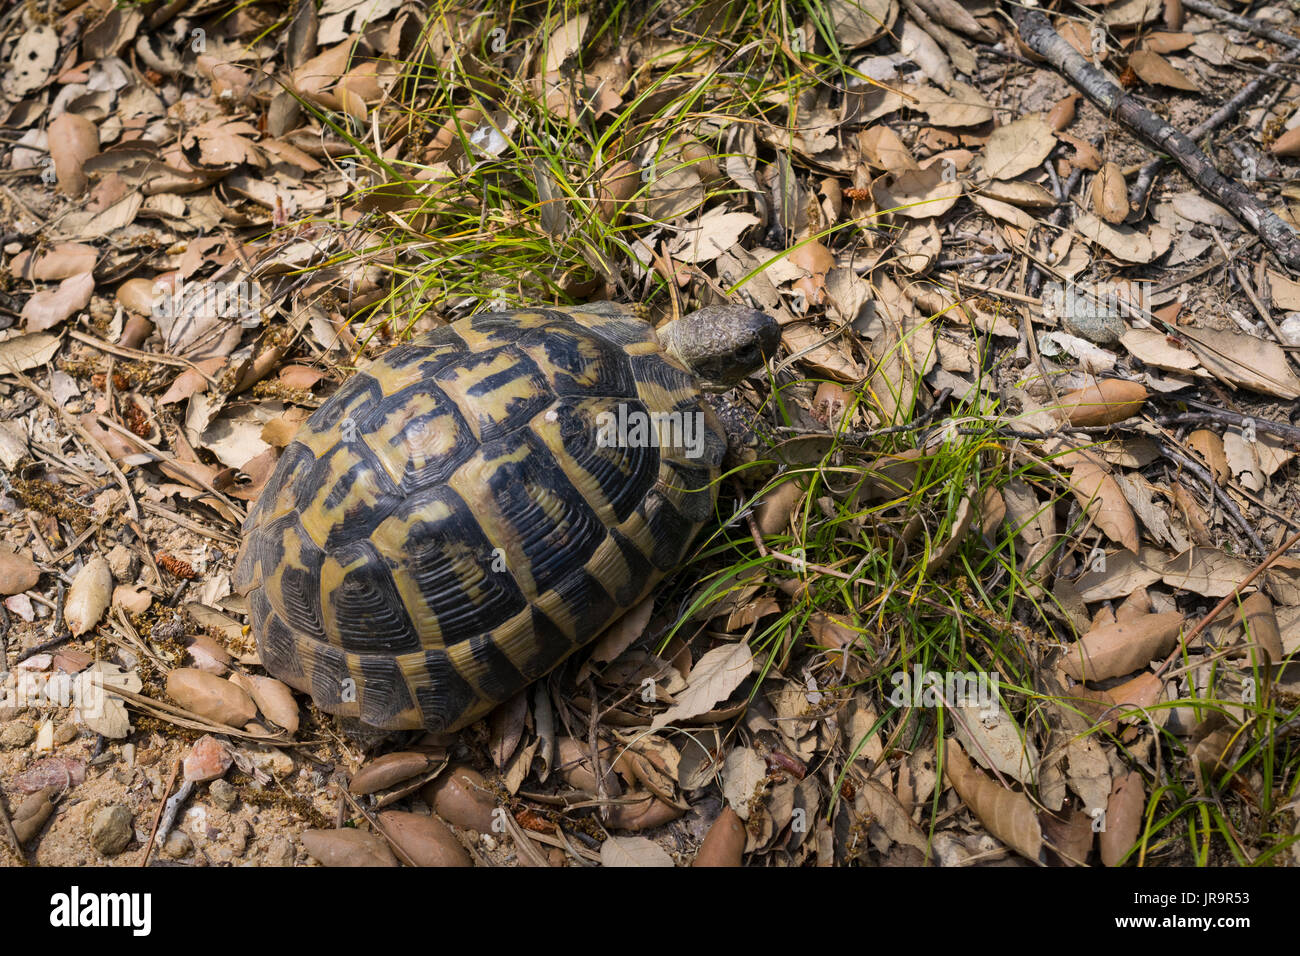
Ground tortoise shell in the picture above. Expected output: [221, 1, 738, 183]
[234, 303, 727, 732]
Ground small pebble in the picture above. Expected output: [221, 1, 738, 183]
[209, 779, 237, 811]
[230, 819, 251, 857]
[54, 721, 78, 745]
[1, 721, 35, 749]
[104, 544, 136, 581]
[183, 734, 233, 783]
[264, 836, 293, 866]
[163, 831, 192, 859]
[90, 805, 134, 856]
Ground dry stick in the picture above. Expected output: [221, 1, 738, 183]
[139, 756, 181, 867]
[1153, 526, 1300, 681]
[1128, 44, 1300, 213]
[1181, 0, 1300, 50]
[1154, 438, 1266, 554]
[9, 370, 141, 522]
[1158, 406, 1300, 445]
[1011, 6, 1300, 271]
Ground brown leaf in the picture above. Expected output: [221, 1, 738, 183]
[1099, 770, 1146, 865]
[1234, 591, 1283, 661]
[376, 811, 471, 867]
[1069, 460, 1140, 553]
[944, 742, 1044, 862]
[600, 835, 674, 867]
[12, 243, 97, 280]
[1055, 379, 1148, 426]
[984, 114, 1056, 180]
[1270, 126, 1300, 158]
[1091, 162, 1130, 224]
[48, 112, 99, 196]
[1060, 611, 1184, 680]
[65, 556, 111, 636]
[22, 272, 95, 332]
[1128, 49, 1199, 91]
[349, 752, 433, 795]
[1186, 429, 1229, 482]
[693, 806, 747, 866]
[1046, 94, 1079, 132]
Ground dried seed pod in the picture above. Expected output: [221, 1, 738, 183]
[65, 556, 112, 636]
[156, 553, 198, 579]
[1091, 162, 1129, 224]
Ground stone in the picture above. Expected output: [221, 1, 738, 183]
[54, 721, 79, 745]
[163, 831, 192, 859]
[209, 779, 237, 811]
[1, 721, 35, 748]
[183, 734, 233, 783]
[90, 805, 134, 856]
[263, 836, 294, 866]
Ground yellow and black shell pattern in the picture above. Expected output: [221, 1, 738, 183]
[234, 303, 727, 732]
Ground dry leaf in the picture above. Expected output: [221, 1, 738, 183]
[600, 835, 674, 867]
[721, 747, 768, 819]
[649, 642, 752, 730]
[944, 742, 1044, 862]
[951, 702, 1038, 785]
[21, 272, 94, 332]
[984, 115, 1056, 180]
[1128, 49, 1198, 90]
[1092, 163, 1129, 224]
[1162, 547, 1255, 597]
[65, 556, 112, 637]
[1100, 770, 1146, 866]
[1074, 212, 1172, 263]
[48, 113, 99, 196]
[1069, 460, 1139, 553]
[1060, 611, 1184, 680]
[1055, 379, 1148, 426]
[873, 161, 962, 218]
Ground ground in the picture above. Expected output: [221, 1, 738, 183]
[2, 0, 1300, 869]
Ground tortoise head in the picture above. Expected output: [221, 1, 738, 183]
[656, 304, 781, 389]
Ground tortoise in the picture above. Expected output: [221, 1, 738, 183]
[234, 301, 780, 733]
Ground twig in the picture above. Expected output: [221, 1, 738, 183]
[1180, 0, 1300, 51]
[156, 780, 195, 846]
[14, 630, 72, 664]
[1010, 6, 1300, 270]
[335, 783, 418, 867]
[1154, 439, 1267, 554]
[140, 755, 181, 867]
[1161, 402, 1300, 445]
[1128, 44, 1300, 213]
[65, 329, 223, 384]
[1234, 263, 1298, 369]
[8, 370, 140, 522]
[1153, 527, 1300, 679]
